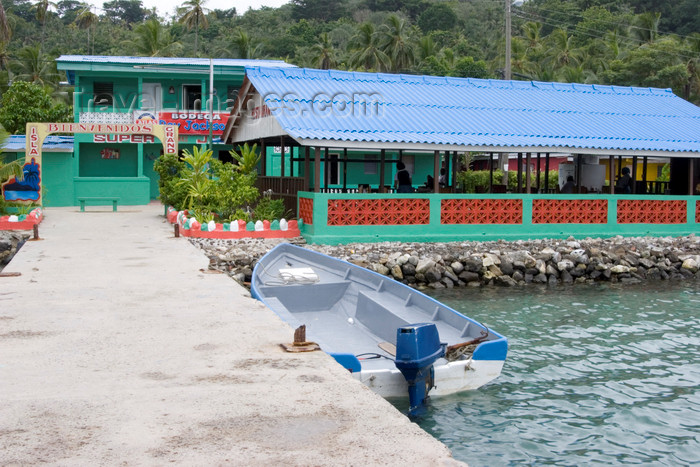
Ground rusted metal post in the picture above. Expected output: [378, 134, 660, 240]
[174, 223, 180, 238]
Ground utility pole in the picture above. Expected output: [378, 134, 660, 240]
[505, 0, 511, 80]
[500, 0, 512, 185]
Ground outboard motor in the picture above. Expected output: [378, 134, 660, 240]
[394, 323, 446, 415]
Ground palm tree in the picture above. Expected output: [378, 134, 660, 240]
[74, 5, 98, 54]
[349, 22, 390, 72]
[218, 29, 262, 59]
[379, 14, 415, 73]
[544, 28, 581, 71]
[0, 2, 11, 43]
[11, 45, 60, 87]
[633, 12, 660, 44]
[34, 0, 56, 52]
[177, 0, 209, 57]
[311, 33, 336, 70]
[123, 19, 183, 57]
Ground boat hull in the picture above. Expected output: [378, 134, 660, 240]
[252, 243, 508, 399]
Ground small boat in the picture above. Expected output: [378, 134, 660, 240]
[251, 243, 508, 413]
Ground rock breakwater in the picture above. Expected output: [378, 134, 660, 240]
[190, 235, 700, 289]
[0, 231, 29, 272]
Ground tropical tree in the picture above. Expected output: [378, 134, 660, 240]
[219, 29, 262, 59]
[123, 18, 182, 57]
[379, 14, 416, 72]
[544, 28, 582, 71]
[348, 22, 390, 72]
[0, 81, 71, 134]
[11, 45, 60, 87]
[0, 1, 11, 43]
[74, 5, 98, 54]
[34, 0, 57, 51]
[177, 0, 209, 57]
[311, 32, 337, 70]
[633, 11, 661, 44]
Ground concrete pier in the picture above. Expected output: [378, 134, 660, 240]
[0, 203, 460, 465]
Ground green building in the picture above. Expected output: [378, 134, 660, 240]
[30, 55, 295, 207]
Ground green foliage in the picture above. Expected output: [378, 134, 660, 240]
[657, 163, 670, 182]
[253, 193, 286, 221]
[153, 152, 187, 209]
[155, 144, 263, 223]
[457, 168, 559, 193]
[418, 4, 456, 33]
[0, 81, 70, 135]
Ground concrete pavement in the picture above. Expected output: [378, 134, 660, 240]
[0, 203, 460, 465]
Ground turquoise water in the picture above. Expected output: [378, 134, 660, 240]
[412, 282, 700, 466]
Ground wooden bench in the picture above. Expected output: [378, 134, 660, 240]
[77, 197, 120, 212]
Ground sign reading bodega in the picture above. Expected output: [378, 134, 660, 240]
[157, 112, 229, 135]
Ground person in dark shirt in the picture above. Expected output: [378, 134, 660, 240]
[615, 167, 632, 194]
[561, 175, 575, 193]
[394, 161, 413, 193]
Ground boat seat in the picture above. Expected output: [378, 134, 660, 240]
[355, 291, 409, 343]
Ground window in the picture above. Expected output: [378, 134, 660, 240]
[93, 81, 113, 106]
[183, 84, 202, 110]
[364, 154, 377, 174]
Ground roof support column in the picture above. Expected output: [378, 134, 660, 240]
[260, 139, 266, 176]
[304, 146, 310, 191]
[525, 152, 532, 193]
[433, 150, 440, 193]
[642, 156, 648, 194]
[314, 147, 320, 193]
[576, 154, 583, 193]
[380, 149, 386, 192]
[324, 147, 329, 192]
[609, 155, 615, 194]
[451, 151, 458, 190]
[631, 156, 638, 194]
[517, 152, 523, 193]
[280, 137, 286, 178]
[489, 152, 494, 193]
[544, 153, 550, 192]
[689, 158, 695, 195]
[536, 153, 541, 193]
[343, 148, 348, 192]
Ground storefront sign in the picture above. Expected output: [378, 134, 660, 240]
[157, 112, 229, 135]
[94, 134, 156, 143]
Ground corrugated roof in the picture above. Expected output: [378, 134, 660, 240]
[3, 135, 74, 151]
[57, 55, 296, 69]
[243, 67, 700, 154]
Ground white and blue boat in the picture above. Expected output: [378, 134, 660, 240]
[251, 243, 508, 413]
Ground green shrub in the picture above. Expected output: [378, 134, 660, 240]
[253, 195, 286, 221]
[153, 152, 187, 209]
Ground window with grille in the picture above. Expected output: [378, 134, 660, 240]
[93, 81, 113, 106]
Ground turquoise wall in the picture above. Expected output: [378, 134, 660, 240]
[78, 143, 138, 177]
[299, 192, 700, 244]
[42, 152, 75, 206]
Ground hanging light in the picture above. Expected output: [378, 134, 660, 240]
[168, 86, 175, 94]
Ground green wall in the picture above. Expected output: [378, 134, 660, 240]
[299, 192, 700, 244]
[78, 143, 138, 177]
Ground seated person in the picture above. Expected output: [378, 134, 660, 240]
[615, 167, 632, 194]
[417, 175, 434, 193]
[561, 175, 575, 193]
[438, 168, 447, 187]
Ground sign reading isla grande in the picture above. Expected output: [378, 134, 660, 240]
[1, 122, 179, 205]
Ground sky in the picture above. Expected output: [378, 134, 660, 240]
[90, 0, 291, 18]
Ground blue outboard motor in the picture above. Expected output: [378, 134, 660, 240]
[394, 323, 446, 415]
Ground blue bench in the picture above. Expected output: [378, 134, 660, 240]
[77, 197, 120, 212]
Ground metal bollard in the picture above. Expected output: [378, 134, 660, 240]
[174, 224, 180, 238]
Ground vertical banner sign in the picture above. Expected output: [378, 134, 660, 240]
[1, 123, 178, 205]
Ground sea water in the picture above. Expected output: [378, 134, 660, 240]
[409, 281, 700, 466]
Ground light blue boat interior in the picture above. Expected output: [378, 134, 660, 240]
[252, 243, 508, 372]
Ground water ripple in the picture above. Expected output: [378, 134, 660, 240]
[413, 281, 700, 466]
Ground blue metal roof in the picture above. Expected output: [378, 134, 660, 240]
[3, 135, 74, 152]
[243, 67, 700, 154]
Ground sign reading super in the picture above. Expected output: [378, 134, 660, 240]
[157, 112, 229, 135]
